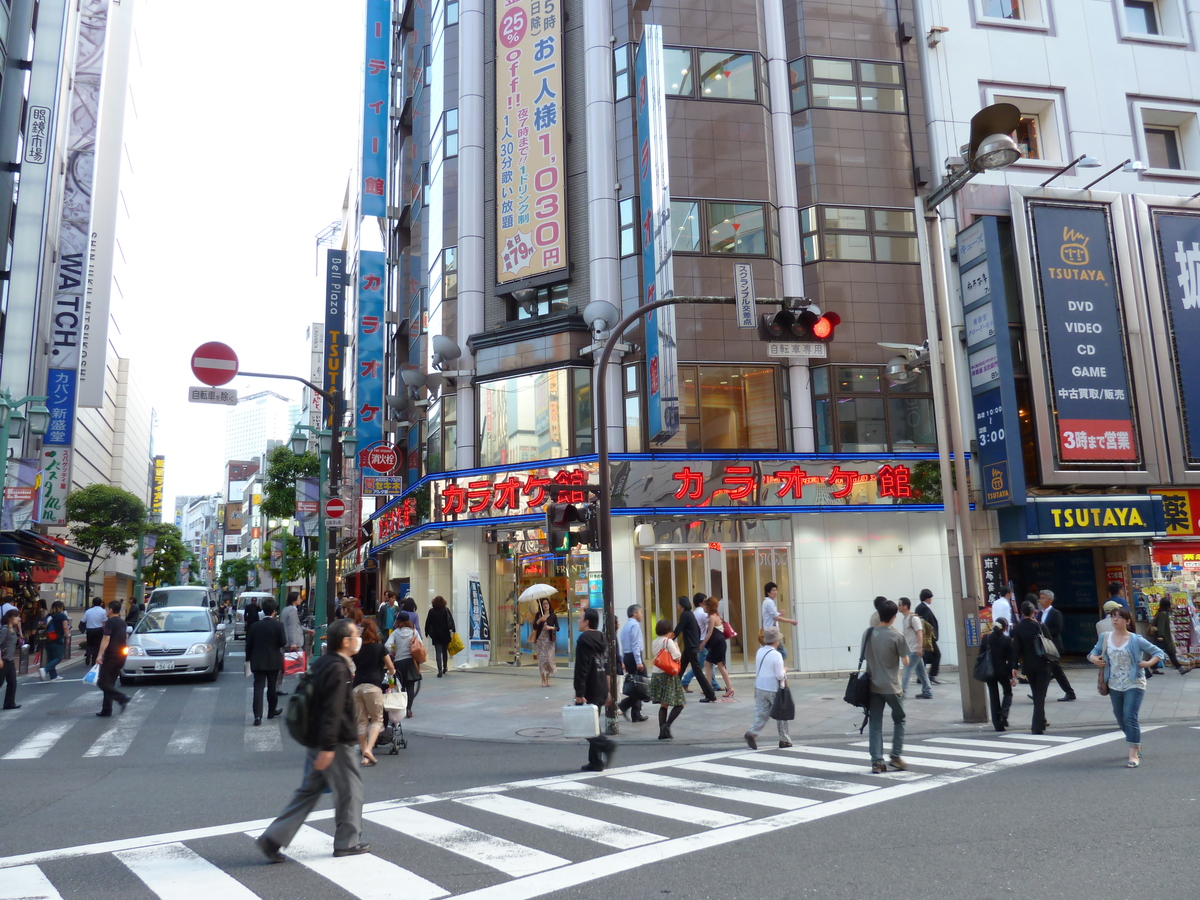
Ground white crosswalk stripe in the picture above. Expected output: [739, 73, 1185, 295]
[743, 751, 924, 780]
[2, 719, 78, 760]
[851, 741, 1011, 760]
[690, 761, 878, 795]
[778, 745, 971, 770]
[1000, 733, 1078, 743]
[84, 688, 165, 758]
[922, 736, 1052, 751]
[609, 770, 820, 811]
[167, 687, 219, 754]
[2, 863, 64, 900]
[115, 843, 260, 899]
[540, 781, 749, 827]
[454, 794, 663, 848]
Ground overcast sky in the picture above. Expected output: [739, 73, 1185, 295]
[110, 0, 362, 513]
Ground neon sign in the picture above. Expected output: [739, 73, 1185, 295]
[673, 463, 912, 502]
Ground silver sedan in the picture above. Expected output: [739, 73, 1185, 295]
[120, 606, 227, 685]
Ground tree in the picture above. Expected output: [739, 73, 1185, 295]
[261, 445, 320, 520]
[65, 484, 148, 600]
[260, 533, 316, 589]
[218, 557, 253, 592]
[141, 523, 190, 589]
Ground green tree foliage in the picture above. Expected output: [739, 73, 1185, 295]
[218, 557, 253, 591]
[65, 484, 148, 600]
[141, 523, 190, 589]
[261, 445, 320, 520]
[260, 533, 315, 586]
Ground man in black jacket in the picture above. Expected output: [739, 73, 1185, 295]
[246, 599, 288, 726]
[915, 589, 941, 683]
[1038, 590, 1076, 701]
[676, 597, 717, 702]
[574, 608, 617, 772]
[257, 619, 370, 862]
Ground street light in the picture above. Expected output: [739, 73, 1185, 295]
[924, 103, 1022, 210]
[0, 387, 50, 455]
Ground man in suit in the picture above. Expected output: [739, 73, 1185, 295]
[1038, 590, 1076, 702]
[1012, 599, 1052, 734]
[247, 598, 288, 725]
[676, 597, 717, 703]
[915, 588, 941, 683]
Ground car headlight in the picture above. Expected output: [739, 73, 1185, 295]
[125, 646, 144, 657]
[187, 643, 214, 655]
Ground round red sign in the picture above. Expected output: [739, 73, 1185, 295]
[325, 498, 346, 519]
[191, 341, 239, 387]
[361, 443, 399, 475]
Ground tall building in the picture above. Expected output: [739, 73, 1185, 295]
[223, 391, 298, 465]
[356, 0, 953, 672]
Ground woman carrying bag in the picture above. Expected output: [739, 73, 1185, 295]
[1150, 598, 1188, 675]
[1088, 606, 1163, 768]
[384, 612, 423, 718]
[424, 595, 455, 678]
[979, 618, 1017, 731]
[648, 620, 685, 740]
[744, 626, 791, 749]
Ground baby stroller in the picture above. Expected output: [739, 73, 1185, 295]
[378, 684, 408, 753]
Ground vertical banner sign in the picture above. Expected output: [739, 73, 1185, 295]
[39, 447, 70, 525]
[495, 0, 568, 284]
[980, 553, 1007, 605]
[2, 460, 41, 530]
[295, 476, 321, 537]
[270, 538, 283, 570]
[957, 217, 1026, 507]
[151, 456, 165, 521]
[1151, 211, 1200, 464]
[308, 323, 324, 433]
[1027, 201, 1139, 464]
[635, 25, 679, 442]
[141, 534, 156, 569]
[44, 369, 77, 448]
[324, 250, 347, 427]
[356, 251, 386, 454]
[51, 0, 109, 416]
[361, 0, 390, 217]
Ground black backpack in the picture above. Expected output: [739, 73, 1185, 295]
[285, 664, 322, 748]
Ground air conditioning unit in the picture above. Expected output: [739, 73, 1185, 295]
[417, 539, 448, 559]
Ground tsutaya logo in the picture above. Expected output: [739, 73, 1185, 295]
[1047, 227, 1105, 280]
[1174, 240, 1200, 310]
[1049, 505, 1146, 529]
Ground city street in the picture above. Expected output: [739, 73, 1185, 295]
[3, 651, 1198, 899]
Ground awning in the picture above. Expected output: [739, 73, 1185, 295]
[0, 531, 92, 565]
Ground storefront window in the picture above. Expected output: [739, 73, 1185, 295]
[477, 368, 591, 467]
[812, 365, 936, 452]
[656, 365, 781, 452]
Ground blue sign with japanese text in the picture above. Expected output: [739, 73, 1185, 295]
[1152, 211, 1200, 463]
[356, 251, 386, 453]
[361, 0, 390, 217]
[44, 367, 76, 446]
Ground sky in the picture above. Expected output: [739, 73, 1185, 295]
[108, 0, 363, 512]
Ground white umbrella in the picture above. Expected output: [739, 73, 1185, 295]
[518, 583, 558, 604]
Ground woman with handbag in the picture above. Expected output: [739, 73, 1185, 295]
[424, 595, 455, 677]
[1011, 600, 1053, 735]
[649, 619, 686, 740]
[1150, 598, 1188, 674]
[532, 598, 559, 687]
[744, 626, 790, 749]
[979, 618, 1017, 731]
[384, 612, 423, 718]
[1088, 606, 1163, 768]
[352, 620, 396, 766]
[699, 597, 735, 699]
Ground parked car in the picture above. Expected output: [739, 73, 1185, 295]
[121, 606, 226, 685]
[147, 585, 217, 611]
[233, 591, 275, 640]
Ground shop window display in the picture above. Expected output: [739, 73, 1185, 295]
[813, 365, 936, 453]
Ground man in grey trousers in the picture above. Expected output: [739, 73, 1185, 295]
[256, 619, 370, 861]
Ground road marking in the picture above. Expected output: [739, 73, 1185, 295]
[366, 807, 568, 877]
[609, 771, 820, 811]
[1, 720, 77, 760]
[850, 741, 1010, 760]
[743, 752, 925, 780]
[0, 863, 65, 900]
[167, 687, 219, 754]
[0, 693, 51, 718]
[923, 736, 1051, 751]
[244, 687, 282, 752]
[540, 781, 748, 828]
[83, 688, 165, 758]
[778, 745, 970, 770]
[1000, 733, 1077, 743]
[455, 794, 663, 849]
[245, 825, 448, 900]
[115, 842, 260, 899]
[691, 762, 878, 795]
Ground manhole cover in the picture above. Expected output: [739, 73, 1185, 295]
[516, 727, 563, 738]
[47, 706, 98, 717]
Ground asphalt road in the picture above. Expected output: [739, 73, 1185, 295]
[3, 657, 1194, 899]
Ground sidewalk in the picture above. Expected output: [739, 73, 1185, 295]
[399, 661, 1200, 744]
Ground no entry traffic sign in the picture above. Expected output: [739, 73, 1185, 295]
[191, 342, 239, 387]
[325, 498, 346, 519]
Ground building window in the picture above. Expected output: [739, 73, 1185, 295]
[1145, 127, 1182, 169]
[812, 366, 936, 453]
[654, 365, 781, 453]
[975, 0, 1046, 25]
[800, 205, 918, 263]
[668, 199, 776, 258]
[1117, 0, 1188, 41]
[664, 47, 695, 96]
[619, 197, 638, 257]
[426, 394, 457, 475]
[443, 246, 458, 301]
[662, 47, 761, 102]
[513, 283, 569, 320]
[624, 364, 642, 452]
[984, 88, 1066, 163]
[478, 368, 592, 467]
[1134, 102, 1200, 175]
[614, 44, 632, 102]
[444, 108, 459, 157]
[1125, 0, 1159, 33]
[789, 57, 905, 114]
[446, 0, 458, 26]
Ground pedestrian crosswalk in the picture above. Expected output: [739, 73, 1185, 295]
[0, 727, 1127, 900]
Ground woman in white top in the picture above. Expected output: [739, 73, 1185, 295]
[1087, 606, 1163, 768]
[744, 626, 790, 750]
[384, 612, 423, 718]
[648, 619, 685, 740]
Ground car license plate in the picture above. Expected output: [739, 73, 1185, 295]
[154, 661, 175, 671]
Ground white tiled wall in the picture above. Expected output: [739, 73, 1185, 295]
[791, 512, 955, 673]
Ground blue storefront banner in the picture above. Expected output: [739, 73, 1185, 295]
[356, 251, 386, 453]
[1027, 201, 1139, 464]
[361, 0, 390, 217]
[44, 368, 76, 446]
[1152, 211, 1200, 464]
[635, 25, 679, 443]
[1020, 495, 1166, 540]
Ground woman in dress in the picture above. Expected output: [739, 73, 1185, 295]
[532, 597, 558, 687]
[649, 619, 685, 739]
[424, 595, 455, 677]
[980, 618, 1017, 731]
[700, 596, 735, 699]
[1150, 598, 1188, 674]
[1088, 606, 1163, 768]
[384, 612, 423, 717]
[352, 619, 395, 765]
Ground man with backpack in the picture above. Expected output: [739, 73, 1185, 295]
[257, 619, 369, 862]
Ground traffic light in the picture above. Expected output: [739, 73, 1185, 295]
[544, 499, 602, 552]
[757, 309, 795, 341]
[812, 311, 840, 342]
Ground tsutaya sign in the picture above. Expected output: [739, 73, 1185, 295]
[369, 456, 935, 548]
[1021, 495, 1166, 540]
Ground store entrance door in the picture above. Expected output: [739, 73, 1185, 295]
[640, 544, 793, 672]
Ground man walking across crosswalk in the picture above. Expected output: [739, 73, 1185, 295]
[95, 601, 131, 717]
[257, 618, 370, 862]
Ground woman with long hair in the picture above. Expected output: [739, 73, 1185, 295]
[980, 618, 1016, 731]
[532, 597, 558, 687]
[424, 595, 455, 677]
[700, 596, 734, 699]
[1089, 606, 1163, 767]
[352, 619, 395, 765]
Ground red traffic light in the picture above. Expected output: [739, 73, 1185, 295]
[812, 312, 840, 341]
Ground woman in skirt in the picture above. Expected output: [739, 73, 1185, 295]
[649, 619, 685, 739]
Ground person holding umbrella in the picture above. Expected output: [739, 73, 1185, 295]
[519, 583, 559, 683]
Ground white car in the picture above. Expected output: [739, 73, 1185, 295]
[121, 606, 226, 685]
[233, 591, 275, 640]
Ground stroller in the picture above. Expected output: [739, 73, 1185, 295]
[378, 684, 408, 753]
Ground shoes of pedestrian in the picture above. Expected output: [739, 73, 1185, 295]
[632, 714, 650, 723]
[332, 844, 372, 858]
[1182, 667, 1192, 675]
[699, 697, 715, 703]
[889, 756, 907, 771]
[618, 706, 629, 720]
[96, 711, 111, 717]
[580, 763, 604, 772]
[658, 728, 672, 740]
[779, 739, 793, 749]
[38, 667, 46, 681]
[256, 835, 286, 863]
[744, 732, 758, 750]
[437, 673, 443, 678]
[267, 709, 282, 719]
[1058, 694, 1076, 702]
[870, 762, 887, 774]
[254, 717, 262, 726]
[4, 704, 21, 710]
[930, 677, 943, 684]
[118, 695, 130, 713]
[917, 693, 933, 699]
[276, 691, 289, 696]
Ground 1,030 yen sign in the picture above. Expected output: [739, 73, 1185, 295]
[190, 342, 239, 387]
